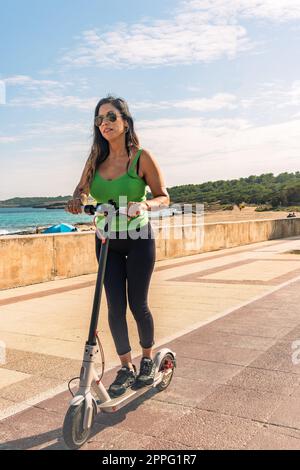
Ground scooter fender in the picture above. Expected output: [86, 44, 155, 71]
[153, 348, 176, 373]
[69, 394, 96, 430]
[69, 395, 85, 407]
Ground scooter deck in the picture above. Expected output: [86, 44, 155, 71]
[98, 371, 165, 413]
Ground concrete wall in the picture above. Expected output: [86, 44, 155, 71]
[1, 218, 299, 290]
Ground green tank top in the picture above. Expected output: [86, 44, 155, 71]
[89, 148, 149, 232]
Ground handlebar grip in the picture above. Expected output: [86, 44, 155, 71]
[82, 205, 97, 216]
[81, 204, 128, 216]
[118, 207, 128, 215]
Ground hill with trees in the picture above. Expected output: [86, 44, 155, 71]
[168, 172, 300, 208]
[1, 172, 300, 209]
[0, 196, 71, 208]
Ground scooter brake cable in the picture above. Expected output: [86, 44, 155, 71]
[96, 333, 105, 382]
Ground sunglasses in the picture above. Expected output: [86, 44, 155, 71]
[94, 111, 120, 127]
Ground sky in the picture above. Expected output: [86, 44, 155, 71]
[0, 0, 300, 199]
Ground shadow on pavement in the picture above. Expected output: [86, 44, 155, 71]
[0, 388, 155, 450]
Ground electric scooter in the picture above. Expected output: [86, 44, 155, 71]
[62, 201, 176, 450]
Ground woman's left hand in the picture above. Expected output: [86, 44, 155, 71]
[127, 201, 147, 219]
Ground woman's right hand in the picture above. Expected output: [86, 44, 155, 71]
[65, 193, 88, 214]
[65, 197, 82, 214]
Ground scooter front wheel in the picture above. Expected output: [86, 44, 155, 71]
[63, 401, 96, 450]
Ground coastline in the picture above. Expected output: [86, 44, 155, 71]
[1, 222, 96, 236]
[0, 207, 298, 237]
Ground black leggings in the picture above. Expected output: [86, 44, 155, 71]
[95, 222, 156, 356]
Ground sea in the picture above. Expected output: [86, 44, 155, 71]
[0, 207, 92, 235]
[0, 206, 176, 235]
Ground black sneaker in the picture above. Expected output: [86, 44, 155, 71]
[108, 365, 136, 398]
[132, 357, 156, 389]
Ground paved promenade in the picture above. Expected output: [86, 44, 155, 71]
[0, 235, 299, 449]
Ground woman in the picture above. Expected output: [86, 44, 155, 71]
[66, 96, 170, 397]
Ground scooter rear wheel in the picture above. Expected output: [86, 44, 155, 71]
[156, 353, 176, 392]
[63, 401, 96, 450]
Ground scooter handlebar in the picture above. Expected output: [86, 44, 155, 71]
[81, 204, 128, 217]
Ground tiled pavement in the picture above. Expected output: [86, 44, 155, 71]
[0, 236, 300, 449]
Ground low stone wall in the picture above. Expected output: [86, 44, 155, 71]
[1, 218, 299, 290]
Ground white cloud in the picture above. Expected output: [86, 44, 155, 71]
[4, 73, 238, 113]
[25, 122, 91, 136]
[4, 75, 64, 88]
[19, 141, 88, 155]
[181, 0, 300, 23]
[60, 0, 300, 69]
[240, 80, 300, 110]
[0, 80, 6, 104]
[133, 80, 300, 117]
[186, 85, 203, 93]
[2, 115, 299, 196]
[0, 140, 92, 199]
[285, 80, 300, 106]
[240, 0, 300, 22]
[0, 122, 91, 148]
[4, 74, 98, 110]
[0, 136, 21, 144]
[137, 117, 251, 131]
[132, 93, 238, 111]
[136, 115, 300, 185]
[61, 5, 253, 68]
[9, 93, 97, 110]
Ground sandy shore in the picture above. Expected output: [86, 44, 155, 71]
[203, 206, 299, 223]
[2, 206, 298, 236]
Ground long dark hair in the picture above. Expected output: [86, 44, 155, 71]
[77, 96, 140, 195]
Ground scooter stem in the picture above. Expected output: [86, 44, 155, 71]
[87, 210, 115, 345]
[85, 200, 125, 345]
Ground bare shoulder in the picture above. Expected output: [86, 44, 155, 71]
[138, 148, 168, 193]
[138, 148, 160, 179]
[139, 148, 159, 168]
[140, 148, 156, 160]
